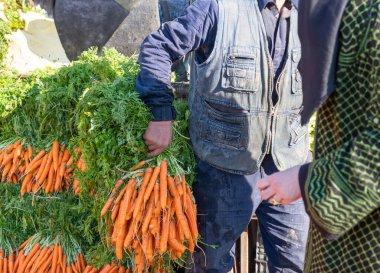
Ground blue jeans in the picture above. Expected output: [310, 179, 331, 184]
[187, 156, 310, 273]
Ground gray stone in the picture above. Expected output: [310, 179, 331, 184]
[54, 0, 128, 60]
[104, 0, 160, 56]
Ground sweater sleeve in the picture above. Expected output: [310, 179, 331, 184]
[301, 92, 380, 239]
[136, 0, 218, 121]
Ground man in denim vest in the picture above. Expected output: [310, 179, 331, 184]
[137, 0, 310, 272]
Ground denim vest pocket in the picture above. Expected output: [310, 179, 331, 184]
[288, 109, 308, 146]
[291, 48, 302, 94]
[222, 46, 259, 92]
[200, 100, 249, 150]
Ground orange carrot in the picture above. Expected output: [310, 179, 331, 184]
[185, 194, 199, 240]
[83, 266, 92, 273]
[125, 202, 135, 222]
[111, 204, 120, 223]
[26, 151, 46, 171]
[98, 264, 111, 273]
[70, 264, 78, 273]
[52, 141, 59, 171]
[36, 254, 52, 273]
[1, 162, 12, 182]
[35, 154, 51, 186]
[2, 152, 14, 167]
[168, 176, 179, 198]
[177, 223, 185, 242]
[27, 146, 33, 159]
[54, 150, 64, 191]
[114, 186, 127, 206]
[112, 217, 121, 244]
[65, 265, 73, 273]
[108, 266, 119, 273]
[100, 179, 124, 217]
[13, 250, 24, 273]
[182, 176, 187, 210]
[79, 254, 85, 272]
[30, 246, 50, 273]
[168, 238, 186, 254]
[45, 163, 55, 193]
[141, 195, 155, 234]
[146, 233, 154, 263]
[25, 158, 43, 175]
[116, 225, 126, 260]
[159, 160, 167, 209]
[159, 209, 171, 254]
[8, 253, 14, 273]
[143, 166, 160, 203]
[61, 252, 67, 273]
[35, 154, 48, 182]
[123, 219, 136, 248]
[116, 180, 136, 258]
[17, 243, 40, 273]
[26, 178, 33, 194]
[137, 251, 146, 273]
[117, 179, 136, 227]
[129, 161, 146, 172]
[132, 168, 152, 220]
[0, 152, 4, 167]
[20, 174, 33, 196]
[174, 176, 183, 196]
[173, 197, 191, 240]
[3, 257, 7, 273]
[23, 249, 39, 273]
[19, 237, 32, 251]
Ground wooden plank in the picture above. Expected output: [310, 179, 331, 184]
[240, 228, 249, 273]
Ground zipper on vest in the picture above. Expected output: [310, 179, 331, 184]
[265, 58, 274, 155]
[265, 107, 275, 154]
[265, 60, 288, 155]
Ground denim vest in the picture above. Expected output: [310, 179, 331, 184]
[188, 0, 309, 175]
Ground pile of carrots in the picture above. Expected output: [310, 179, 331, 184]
[0, 140, 85, 196]
[2, 236, 86, 273]
[0, 236, 133, 273]
[101, 160, 198, 273]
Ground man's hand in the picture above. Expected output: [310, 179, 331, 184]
[143, 121, 172, 157]
[256, 165, 302, 205]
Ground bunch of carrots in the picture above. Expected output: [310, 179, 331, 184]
[101, 159, 198, 273]
[0, 140, 85, 196]
[0, 235, 133, 273]
[3, 233, 86, 273]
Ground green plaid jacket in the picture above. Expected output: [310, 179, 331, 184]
[302, 0, 380, 272]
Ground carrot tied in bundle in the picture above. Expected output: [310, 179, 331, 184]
[14, 232, 86, 273]
[0, 140, 86, 196]
[100, 159, 198, 273]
